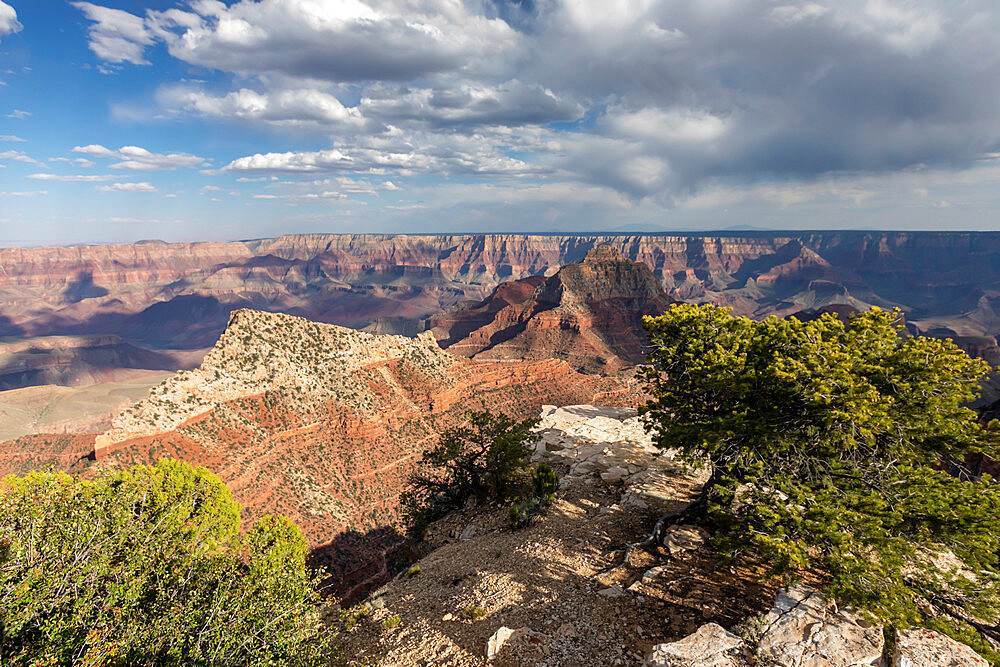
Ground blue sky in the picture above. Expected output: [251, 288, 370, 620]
[2, 0, 1000, 245]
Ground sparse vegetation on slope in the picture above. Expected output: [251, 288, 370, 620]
[402, 410, 556, 536]
[0, 460, 339, 666]
[641, 303, 1000, 661]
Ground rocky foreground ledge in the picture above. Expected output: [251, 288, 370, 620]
[346, 405, 989, 666]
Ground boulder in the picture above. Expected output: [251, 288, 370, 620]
[645, 623, 748, 666]
[757, 585, 884, 667]
[598, 584, 626, 598]
[893, 628, 989, 666]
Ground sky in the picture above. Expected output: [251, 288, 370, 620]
[1, 0, 1000, 245]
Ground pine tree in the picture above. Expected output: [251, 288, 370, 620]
[641, 303, 1000, 659]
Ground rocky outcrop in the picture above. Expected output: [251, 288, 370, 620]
[0, 335, 198, 390]
[893, 628, 989, 666]
[755, 585, 884, 667]
[432, 246, 677, 373]
[644, 623, 748, 667]
[645, 585, 989, 667]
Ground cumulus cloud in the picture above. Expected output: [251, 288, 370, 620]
[75, 0, 520, 81]
[222, 128, 540, 177]
[360, 80, 583, 128]
[6, 109, 30, 119]
[69, 0, 1000, 209]
[158, 86, 364, 128]
[0, 135, 25, 142]
[96, 182, 159, 192]
[0, 2, 21, 40]
[72, 2, 153, 64]
[72, 144, 207, 170]
[0, 150, 37, 164]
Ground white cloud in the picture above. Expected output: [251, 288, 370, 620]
[603, 107, 729, 144]
[222, 129, 538, 176]
[6, 109, 30, 119]
[159, 86, 364, 127]
[28, 173, 118, 182]
[199, 185, 221, 194]
[360, 80, 582, 127]
[72, 2, 153, 64]
[0, 150, 36, 164]
[50, 157, 96, 167]
[76, 0, 520, 82]
[72, 144, 207, 170]
[0, 135, 25, 142]
[828, 0, 944, 54]
[96, 182, 159, 193]
[0, 1, 21, 40]
[63, 0, 1000, 218]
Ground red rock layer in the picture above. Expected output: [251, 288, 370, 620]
[5, 232, 1000, 354]
[0, 310, 641, 599]
[432, 246, 677, 373]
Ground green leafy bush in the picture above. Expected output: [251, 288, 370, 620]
[403, 410, 545, 536]
[0, 459, 337, 666]
[642, 303, 1000, 661]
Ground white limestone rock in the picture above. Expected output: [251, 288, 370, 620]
[486, 626, 516, 662]
[893, 628, 989, 667]
[645, 623, 749, 667]
[757, 585, 884, 667]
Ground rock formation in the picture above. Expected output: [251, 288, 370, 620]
[0, 335, 198, 390]
[5, 231, 1000, 360]
[0, 312, 640, 599]
[644, 585, 989, 666]
[431, 246, 677, 373]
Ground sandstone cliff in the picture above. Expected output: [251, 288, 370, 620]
[5, 232, 1000, 357]
[431, 246, 676, 373]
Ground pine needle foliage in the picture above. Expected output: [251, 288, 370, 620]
[641, 303, 1000, 660]
[0, 459, 337, 666]
[402, 410, 545, 535]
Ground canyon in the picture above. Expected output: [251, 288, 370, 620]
[3, 232, 1000, 356]
[0, 309, 639, 598]
[5, 231, 1000, 440]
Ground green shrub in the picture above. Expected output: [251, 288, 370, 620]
[458, 605, 487, 621]
[642, 303, 1000, 662]
[532, 463, 557, 501]
[0, 460, 336, 666]
[381, 615, 401, 630]
[403, 410, 540, 536]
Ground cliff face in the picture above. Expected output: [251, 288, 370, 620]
[431, 246, 677, 373]
[4, 232, 1000, 354]
[2, 309, 639, 597]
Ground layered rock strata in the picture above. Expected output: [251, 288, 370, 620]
[432, 246, 676, 373]
[1, 313, 640, 599]
[6, 232, 1000, 355]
